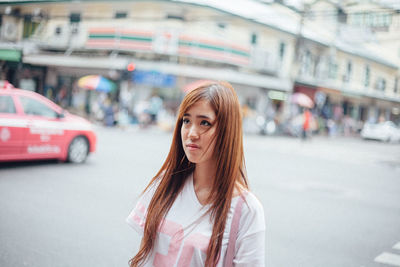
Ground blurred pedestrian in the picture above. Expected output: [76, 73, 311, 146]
[302, 108, 311, 140]
[135, 100, 151, 128]
[99, 98, 115, 127]
[56, 86, 67, 107]
[148, 92, 163, 123]
[127, 82, 265, 267]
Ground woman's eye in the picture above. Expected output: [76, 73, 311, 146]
[201, 120, 211, 126]
[183, 118, 190, 124]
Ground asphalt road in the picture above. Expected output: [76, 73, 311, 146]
[0, 126, 399, 267]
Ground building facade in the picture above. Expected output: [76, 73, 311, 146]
[0, 0, 399, 132]
[295, 0, 400, 132]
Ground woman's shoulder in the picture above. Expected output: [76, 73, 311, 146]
[241, 190, 264, 215]
[233, 181, 264, 214]
[137, 175, 163, 205]
[235, 190, 265, 237]
[143, 171, 166, 193]
[233, 180, 261, 207]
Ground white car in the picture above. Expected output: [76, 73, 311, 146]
[361, 121, 400, 142]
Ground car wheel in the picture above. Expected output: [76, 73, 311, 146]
[67, 136, 89, 163]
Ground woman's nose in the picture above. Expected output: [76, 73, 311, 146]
[188, 126, 199, 139]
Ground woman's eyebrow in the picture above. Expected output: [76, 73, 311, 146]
[183, 113, 213, 120]
[197, 115, 213, 120]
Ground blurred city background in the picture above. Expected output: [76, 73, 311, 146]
[0, 0, 400, 266]
[1, 0, 400, 135]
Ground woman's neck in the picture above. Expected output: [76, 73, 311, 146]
[193, 162, 215, 188]
[193, 162, 216, 205]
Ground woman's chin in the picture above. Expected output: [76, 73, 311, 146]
[187, 157, 198, 164]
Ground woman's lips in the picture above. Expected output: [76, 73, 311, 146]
[187, 144, 200, 150]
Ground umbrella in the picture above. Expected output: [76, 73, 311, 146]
[290, 92, 314, 108]
[78, 75, 116, 93]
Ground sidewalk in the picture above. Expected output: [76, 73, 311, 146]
[243, 133, 400, 169]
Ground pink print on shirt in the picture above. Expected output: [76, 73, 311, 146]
[131, 202, 146, 228]
[132, 202, 210, 267]
[153, 219, 184, 266]
[177, 233, 209, 267]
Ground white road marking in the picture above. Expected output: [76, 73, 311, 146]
[394, 242, 400, 250]
[375, 252, 400, 266]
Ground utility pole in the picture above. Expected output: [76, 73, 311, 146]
[283, 0, 309, 121]
[291, 0, 309, 83]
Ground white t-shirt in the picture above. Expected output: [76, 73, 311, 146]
[126, 174, 265, 267]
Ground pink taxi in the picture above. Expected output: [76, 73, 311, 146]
[0, 82, 96, 163]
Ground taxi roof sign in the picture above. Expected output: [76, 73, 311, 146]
[0, 80, 14, 89]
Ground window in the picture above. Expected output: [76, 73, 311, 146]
[23, 14, 39, 38]
[0, 95, 16, 114]
[374, 77, 386, 91]
[55, 26, 62, 35]
[307, 11, 316, 20]
[20, 96, 58, 118]
[328, 61, 338, 79]
[377, 14, 384, 27]
[383, 14, 391, 27]
[251, 33, 257, 45]
[338, 8, 347, 24]
[344, 60, 352, 82]
[166, 14, 184, 20]
[279, 42, 286, 61]
[394, 77, 398, 93]
[301, 50, 313, 77]
[69, 13, 81, 23]
[364, 65, 370, 87]
[359, 12, 391, 30]
[115, 12, 127, 19]
[364, 13, 371, 26]
[217, 22, 226, 29]
[71, 24, 79, 34]
[353, 12, 362, 26]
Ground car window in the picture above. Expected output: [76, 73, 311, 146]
[20, 96, 58, 119]
[0, 95, 16, 114]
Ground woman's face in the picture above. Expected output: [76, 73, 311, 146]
[181, 100, 217, 165]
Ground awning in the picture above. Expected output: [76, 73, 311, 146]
[23, 54, 293, 91]
[0, 49, 21, 62]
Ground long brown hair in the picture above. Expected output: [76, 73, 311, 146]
[129, 81, 248, 267]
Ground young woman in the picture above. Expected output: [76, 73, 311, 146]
[127, 82, 265, 267]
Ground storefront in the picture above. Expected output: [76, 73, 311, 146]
[294, 83, 317, 100]
[0, 49, 22, 86]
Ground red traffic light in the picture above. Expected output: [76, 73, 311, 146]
[127, 63, 136, 72]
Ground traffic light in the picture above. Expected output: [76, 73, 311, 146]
[126, 63, 135, 72]
[122, 62, 136, 80]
